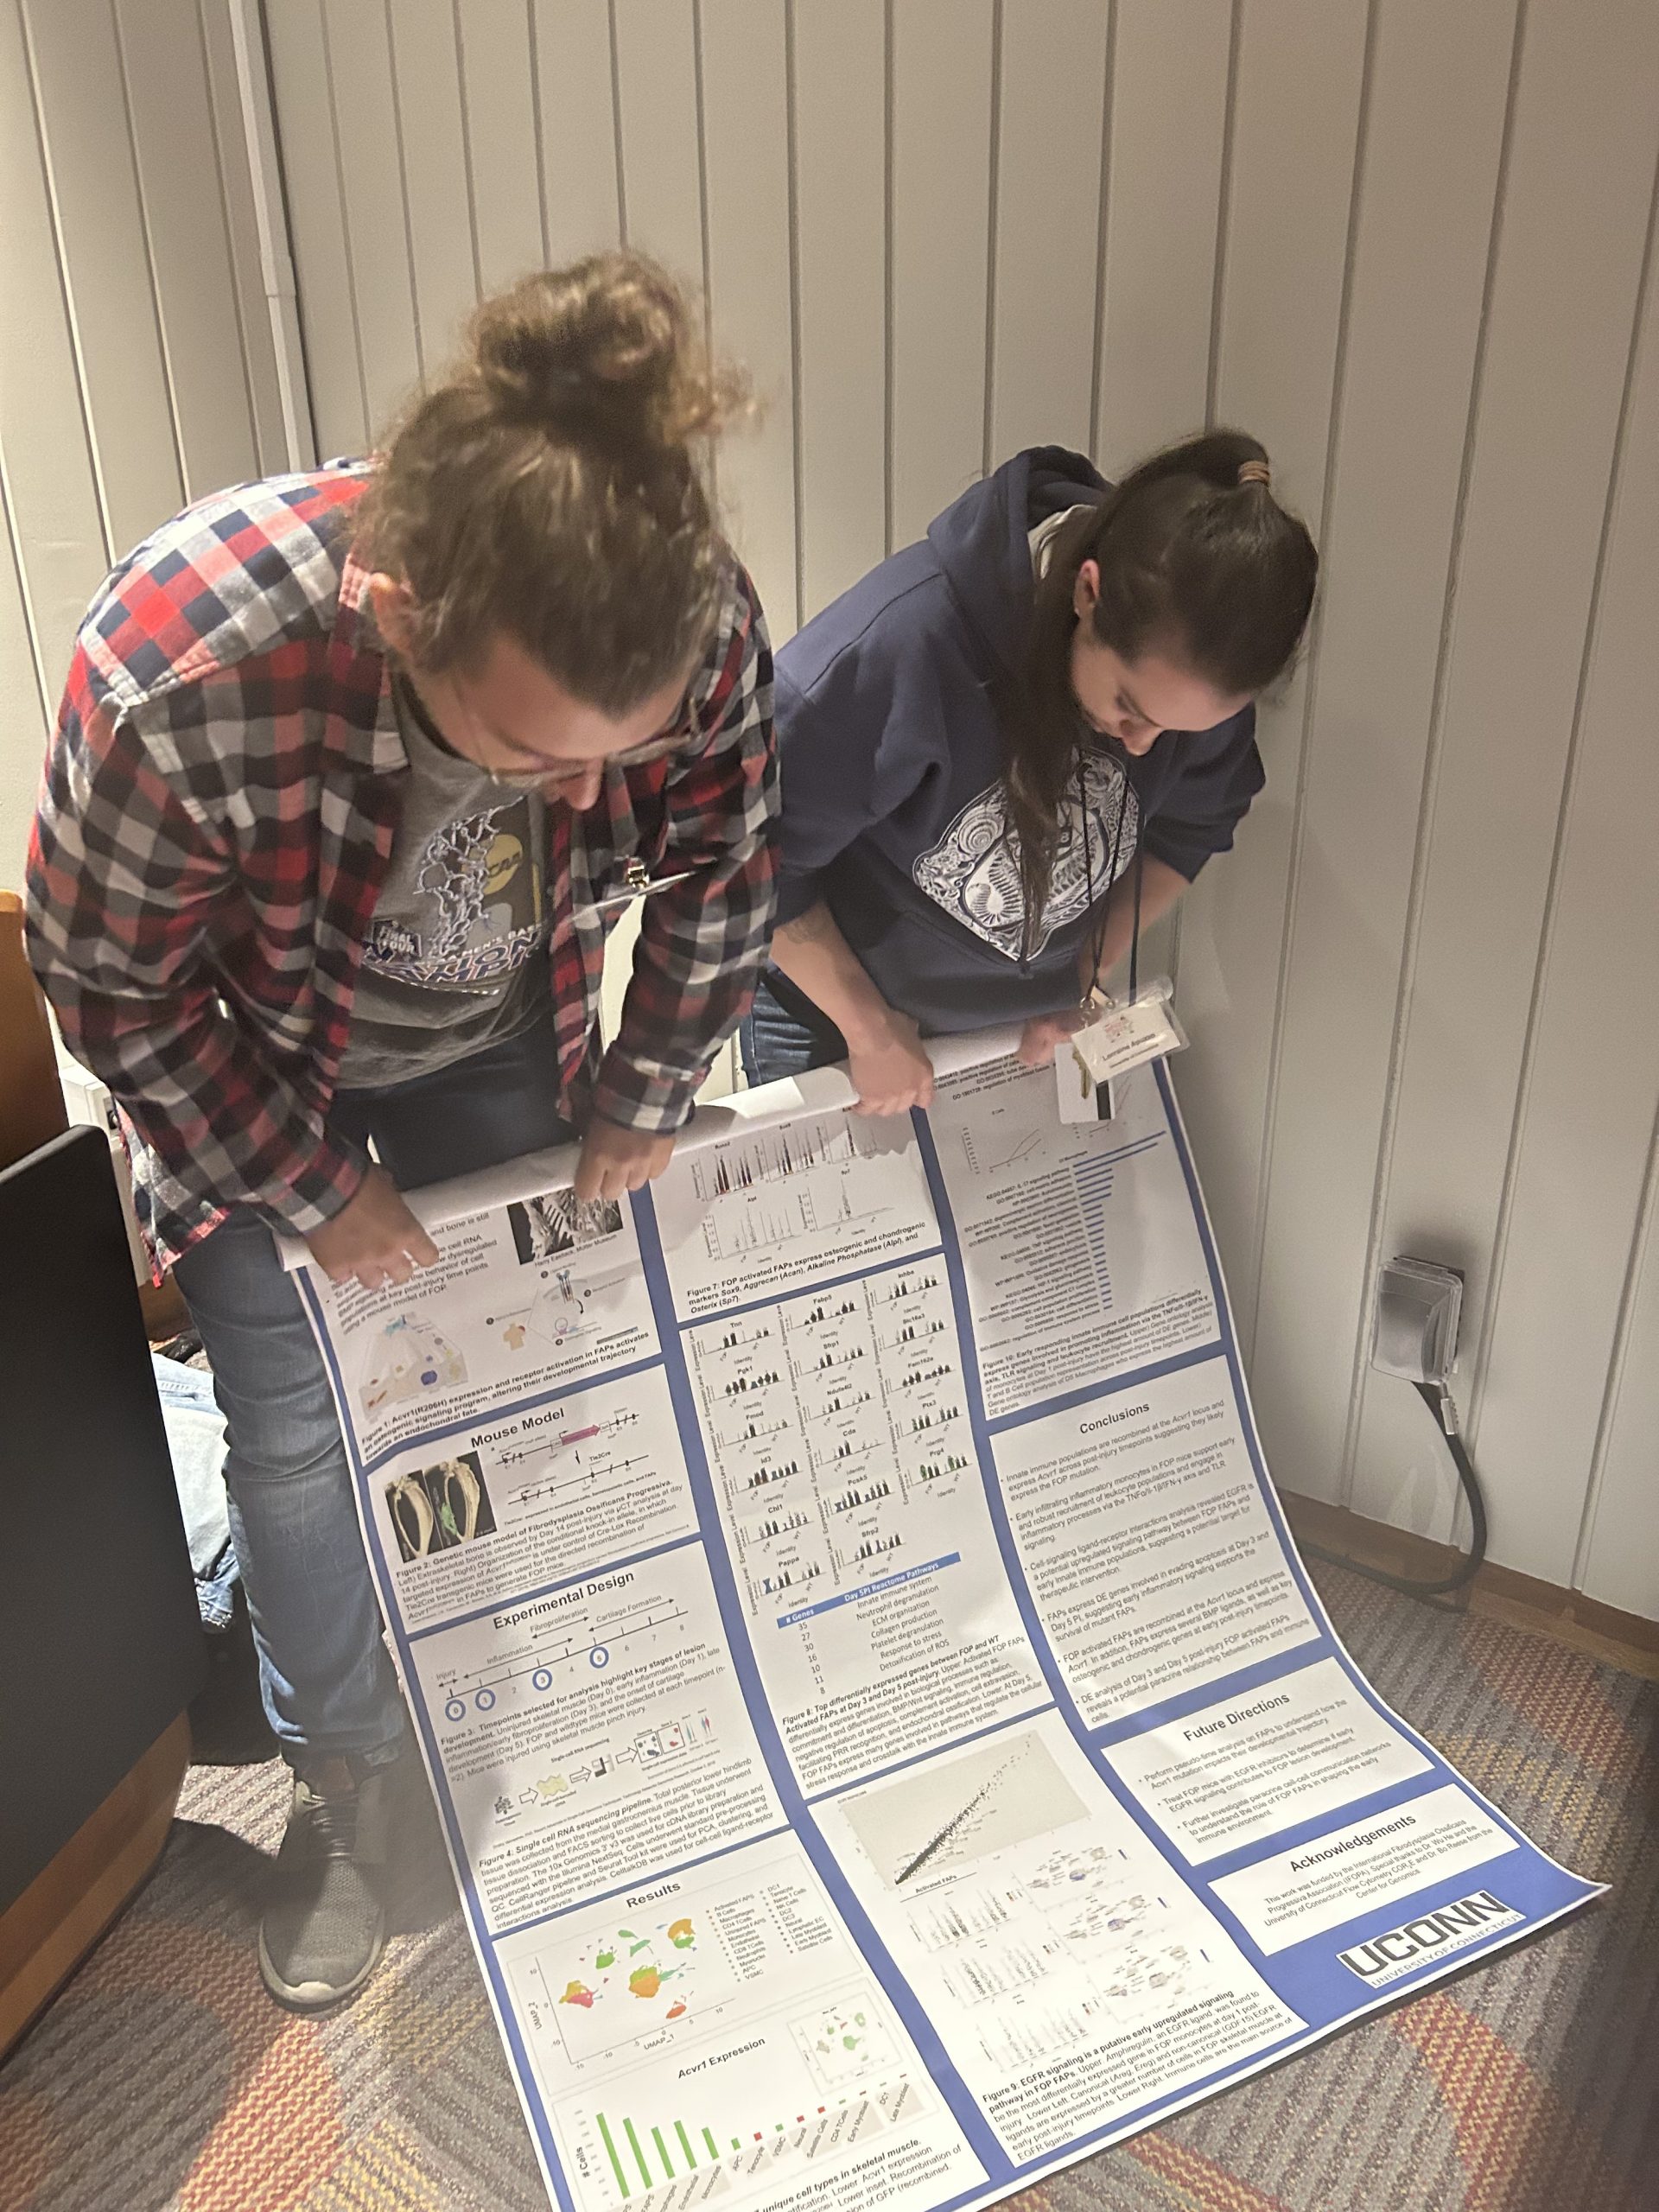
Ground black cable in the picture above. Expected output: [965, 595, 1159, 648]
[1298, 1380, 1489, 1611]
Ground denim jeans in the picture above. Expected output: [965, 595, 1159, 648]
[151, 1352, 237, 1627]
[172, 1013, 575, 1768]
[738, 969, 849, 1087]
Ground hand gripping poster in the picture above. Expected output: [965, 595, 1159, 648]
[290, 1033, 1599, 2212]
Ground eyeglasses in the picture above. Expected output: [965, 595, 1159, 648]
[482, 718, 697, 791]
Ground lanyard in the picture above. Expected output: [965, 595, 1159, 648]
[1077, 746, 1141, 1004]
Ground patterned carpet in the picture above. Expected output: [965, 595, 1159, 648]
[2, 1560, 1654, 2212]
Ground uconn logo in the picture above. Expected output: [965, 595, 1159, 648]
[1337, 1891, 1522, 1987]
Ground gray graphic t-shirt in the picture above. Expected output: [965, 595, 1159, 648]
[339, 679, 550, 1088]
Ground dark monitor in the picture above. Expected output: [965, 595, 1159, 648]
[0, 1127, 204, 1909]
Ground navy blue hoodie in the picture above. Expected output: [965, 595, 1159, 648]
[772, 446, 1265, 1033]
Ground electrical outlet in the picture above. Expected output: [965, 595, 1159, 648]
[1370, 1256, 1463, 1387]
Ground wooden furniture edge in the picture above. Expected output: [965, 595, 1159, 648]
[0, 890, 68, 1172]
[1277, 1487, 1659, 1678]
[0, 1713, 192, 2058]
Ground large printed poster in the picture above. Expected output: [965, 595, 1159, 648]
[294, 1039, 1599, 2212]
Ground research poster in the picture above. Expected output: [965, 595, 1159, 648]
[295, 1036, 1599, 2212]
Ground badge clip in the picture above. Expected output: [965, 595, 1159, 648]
[1068, 976, 1187, 1087]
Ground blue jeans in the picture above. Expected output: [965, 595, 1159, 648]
[738, 969, 849, 1086]
[173, 1014, 575, 1769]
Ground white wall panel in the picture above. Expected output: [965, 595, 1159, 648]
[1248, 0, 1518, 1509]
[265, 1, 370, 453]
[791, 0, 886, 613]
[0, 0, 283, 891]
[0, 0, 112, 690]
[385, 1, 480, 380]
[1472, 212, 1659, 1589]
[1172, 0, 1371, 1349]
[116, 0, 270, 495]
[203, 0, 292, 474]
[889, 0, 995, 547]
[456, 0, 545, 293]
[700, 1, 798, 639]
[22, 0, 184, 555]
[319, 0, 423, 434]
[0, 512, 44, 888]
[1091, 0, 1235, 985]
[612, 0, 706, 286]
[1348, 0, 1659, 1563]
[1093, 0, 1232, 469]
[988, 0, 1109, 462]
[1581, 1143, 1659, 1620]
[246, 0, 1659, 1611]
[532, 0, 622, 264]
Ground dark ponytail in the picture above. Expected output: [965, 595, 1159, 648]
[1001, 429, 1318, 942]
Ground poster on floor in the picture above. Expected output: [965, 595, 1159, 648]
[291, 1030, 1601, 2212]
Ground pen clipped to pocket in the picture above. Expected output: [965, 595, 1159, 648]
[585, 858, 696, 917]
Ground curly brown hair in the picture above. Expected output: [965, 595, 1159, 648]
[355, 251, 747, 712]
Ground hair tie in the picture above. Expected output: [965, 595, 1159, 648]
[1236, 458, 1271, 487]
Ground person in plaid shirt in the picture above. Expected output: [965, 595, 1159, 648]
[27, 254, 777, 2011]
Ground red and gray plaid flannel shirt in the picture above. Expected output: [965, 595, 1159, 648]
[26, 464, 778, 1274]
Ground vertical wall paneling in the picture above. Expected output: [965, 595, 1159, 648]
[263, 2, 370, 455]
[384, 2, 480, 382]
[791, 0, 887, 617]
[113, 0, 265, 496]
[988, 0, 1110, 462]
[1207, 0, 1372, 576]
[1170, 0, 1372, 1349]
[532, 0, 623, 264]
[0, 0, 281, 888]
[21, 0, 183, 556]
[202, 0, 293, 475]
[0, 518, 44, 887]
[316, 1, 422, 435]
[454, 0, 545, 294]
[699, 1, 798, 639]
[1465, 179, 1659, 1586]
[233, 0, 1659, 1610]
[1094, 0, 1236, 988]
[611, 0, 708, 287]
[1581, 1122, 1659, 1619]
[889, 0, 995, 548]
[1347, 0, 1659, 1560]
[1246, 0, 1519, 1508]
[1093, 0, 1233, 468]
[226, 0, 316, 469]
[0, 1, 111, 712]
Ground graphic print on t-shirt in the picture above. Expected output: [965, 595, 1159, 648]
[911, 747, 1138, 960]
[365, 794, 546, 992]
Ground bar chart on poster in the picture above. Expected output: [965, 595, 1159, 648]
[295, 1033, 1600, 2212]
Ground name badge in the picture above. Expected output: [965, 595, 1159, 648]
[1069, 977, 1187, 1086]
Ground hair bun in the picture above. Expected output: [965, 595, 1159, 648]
[469, 251, 733, 450]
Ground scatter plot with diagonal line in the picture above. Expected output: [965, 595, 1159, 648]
[841, 1729, 1088, 1889]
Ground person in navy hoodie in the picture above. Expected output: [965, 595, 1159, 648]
[741, 433, 1318, 1110]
